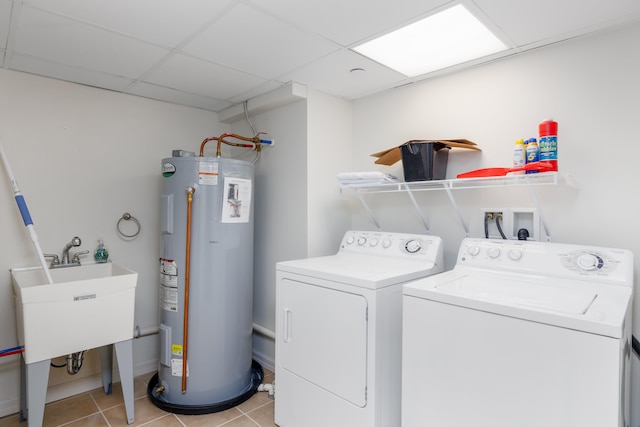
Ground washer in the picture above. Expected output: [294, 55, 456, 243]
[402, 238, 633, 427]
[275, 230, 444, 427]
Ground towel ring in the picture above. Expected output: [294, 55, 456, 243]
[117, 213, 141, 238]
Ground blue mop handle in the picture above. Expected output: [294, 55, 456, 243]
[15, 194, 34, 226]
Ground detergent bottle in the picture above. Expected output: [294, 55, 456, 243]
[525, 138, 539, 174]
[538, 119, 558, 171]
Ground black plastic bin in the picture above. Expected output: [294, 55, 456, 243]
[400, 142, 450, 181]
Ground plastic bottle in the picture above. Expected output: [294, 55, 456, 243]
[513, 139, 526, 174]
[94, 239, 109, 263]
[538, 119, 558, 171]
[525, 138, 539, 174]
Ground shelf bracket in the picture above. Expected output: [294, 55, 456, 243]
[442, 181, 470, 237]
[525, 176, 552, 241]
[355, 189, 381, 230]
[403, 184, 430, 234]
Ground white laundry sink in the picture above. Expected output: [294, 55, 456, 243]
[11, 262, 137, 364]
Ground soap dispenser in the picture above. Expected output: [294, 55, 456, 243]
[94, 239, 109, 263]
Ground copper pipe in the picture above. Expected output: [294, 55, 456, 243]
[200, 133, 265, 157]
[216, 133, 260, 157]
[199, 137, 218, 157]
[182, 186, 195, 393]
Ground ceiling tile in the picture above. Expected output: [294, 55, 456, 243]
[0, 0, 11, 48]
[226, 80, 290, 105]
[126, 81, 231, 111]
[474, 0, 640, 46]
[9, 53, 134, 91]
[183, 3, 339, 80]
[12, 6, 170, 78]
[22, 0, 237, 48]
[280, 49, 409, 99]
[250, 0, 451, 46]
[2, 0, 639, 111]
[144, 53, 269, 100]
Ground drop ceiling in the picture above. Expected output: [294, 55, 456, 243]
[2, 0, 639, 113]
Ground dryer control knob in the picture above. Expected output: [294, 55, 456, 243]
[382, 238, 392, 248]
[346, 236, 355, 245]
[577, 253, 599, 270]
[509, 249, 523, 260]
[357, 237, 367, 246]
[405, 239, 422, 253]
[488, 247, 501, 258]
[467, 245, 480, 256]
[369, 238, 379, 247]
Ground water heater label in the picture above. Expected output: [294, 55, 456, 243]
[159, 259, 179, 311]
[160, 259, 178, 286]
[198, 162, 219, 185]
[221, 177, 252, 223]
[171, 359, 189, 377]
[171, 344, 183, 356]
[160, 285, 178, 312]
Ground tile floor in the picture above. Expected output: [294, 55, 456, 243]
[0, 369, 276, 427]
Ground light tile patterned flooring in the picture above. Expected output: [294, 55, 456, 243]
[0, 369, 276, 427]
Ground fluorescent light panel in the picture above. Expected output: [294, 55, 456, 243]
[354, 4, 507, 77]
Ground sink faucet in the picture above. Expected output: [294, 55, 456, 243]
[62, 236, 81, 264]
[45, 237, 89, 268]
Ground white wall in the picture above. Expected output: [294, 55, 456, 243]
[229, 98, 309, 370]
[0, 68, 226, 416]
[230, 89, 353, 370]
[306, 89, 353, 257]
[350, 21, 640, 424]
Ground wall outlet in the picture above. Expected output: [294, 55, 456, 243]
[481, 208, 539, 241]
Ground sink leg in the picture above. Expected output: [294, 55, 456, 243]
[115, 340, 135, 424]
[19, 355, 27, 422]
[24, 358, 50, 427]
[98, 345, 114, 395]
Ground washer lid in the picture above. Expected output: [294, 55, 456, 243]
[404, 270, 632, 338]
[435, 275, 597, 315]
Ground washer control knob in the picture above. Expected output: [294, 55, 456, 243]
[405, 239, 422, 254]
[357, 237, 367, 246]
[346, 236, 355, 245]
[382, 238, 392, 248]
[369, 238, 379, 247]
[509, 249, 523, 260]
[467, 245, 480, 256]
[488, 247, 501, 258]
[577, 253, 599, 270]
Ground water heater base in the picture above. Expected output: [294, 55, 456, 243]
[147, 360, 264, 415]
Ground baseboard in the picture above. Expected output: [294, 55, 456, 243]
[252, 349, 275, 373]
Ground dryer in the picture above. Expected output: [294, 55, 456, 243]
[275, 230, 444, 427]
[402, 238, 633, 427]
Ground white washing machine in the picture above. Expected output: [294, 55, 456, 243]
[275, 230, 444, 427]
[402, 238, 633, 427]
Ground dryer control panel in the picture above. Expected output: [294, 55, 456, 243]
[340, 230, 442, 260]
[457, 238, 633, 285]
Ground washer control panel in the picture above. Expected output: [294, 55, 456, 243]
[340, 230, 441, 260]
[457, 238, 633, 284]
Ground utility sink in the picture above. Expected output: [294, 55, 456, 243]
[12, 262, 137, 364]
